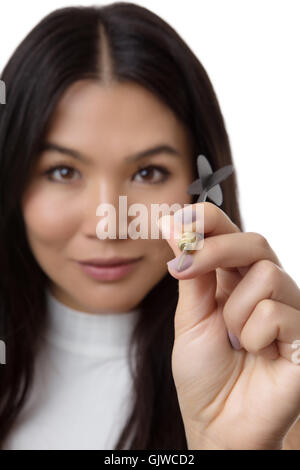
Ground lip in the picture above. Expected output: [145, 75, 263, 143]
[78, 256, 142, 267]
[76, 257, 143, 281]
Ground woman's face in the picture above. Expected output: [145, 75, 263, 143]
[22, 80, 194, 313]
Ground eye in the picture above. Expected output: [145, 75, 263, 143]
[44, 165, 81, 183]
[133, 165, 171, 184]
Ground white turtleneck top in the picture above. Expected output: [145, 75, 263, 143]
[2, 290, 140, 450]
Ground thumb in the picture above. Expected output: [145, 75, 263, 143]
[157, 214, 218, 334]
[156, 213, 235, 405]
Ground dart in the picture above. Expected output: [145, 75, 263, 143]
[176, 155, 234, 272]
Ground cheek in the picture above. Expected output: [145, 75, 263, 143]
[136, 239, 173, 293]
[143, 238, 174, 273]
[21, 184, 80, 245]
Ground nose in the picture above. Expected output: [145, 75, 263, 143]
[80, 177, 127, 239]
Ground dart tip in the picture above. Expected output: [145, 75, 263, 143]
[177, 250, 186, 271]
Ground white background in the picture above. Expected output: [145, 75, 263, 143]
[1, 0, 299, 283]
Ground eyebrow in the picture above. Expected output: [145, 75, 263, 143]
[40, 142, 181, 163]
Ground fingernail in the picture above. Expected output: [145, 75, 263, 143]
[228, 331, 242, 350]
[174, 206, 197, 225]
[156, 214, 171, 238]
[167, 254, 194, 272]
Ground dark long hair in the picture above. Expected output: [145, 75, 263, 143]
[0, 2, 244, 449]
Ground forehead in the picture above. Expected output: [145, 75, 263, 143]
[45, 80, 192, 155]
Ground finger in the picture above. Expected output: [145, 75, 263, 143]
[223, 259, 300, 339]
[174, 201, 250, 274]
[240, 299, 300, 364]
[157, 203, 277, 334]
[156, 202, 241, 330]
[172, 201, 241, 238]
[166, 231, 282, 280]
[160, 201, 248, 276]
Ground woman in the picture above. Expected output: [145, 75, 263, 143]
[0, 3, 299, 450]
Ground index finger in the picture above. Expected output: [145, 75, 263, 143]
[158, 201, 241, 257]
